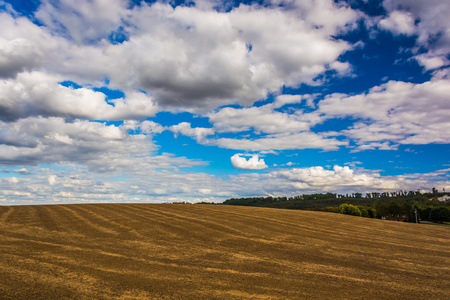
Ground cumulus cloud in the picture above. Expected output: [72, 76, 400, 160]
[0, 161, 447, 204]
[140, 121, 165, 134]
[0, 167, 226, 204]
[35, 0, 128, 44]
[123, 120, 166, 135]
[13, 168, 31, 175]
[264, 165, 440, 194]
[383, 0, 450, 43]
[231, 154, 268, 170]
[204, 97, 343, 151]
[169, 122, 214, 143]
[378, 10, 416, 36]
[206, 74, 450, 152]
[271, 166, 384, 189]
[316, 77, 450, 149]
[272, 94, 304, 108]
[48, 175, 56, 185]
[0, 12, 54, 79]
[8, 177, 19, 184]
[207, 105, 311, 134]
[381, 0, 450, 70]
[0, 72, 157, 121]
[215, 132, 346, 151]
[0, 117, 205, 174]
[1, 0, 359, 112]
[0, 12, 81, 80]
[231, 165, 448, 197]
[0, 38, 44, 78]
[414, 54, 448, 71]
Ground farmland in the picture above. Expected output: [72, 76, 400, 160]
[0, 204, 449, 299]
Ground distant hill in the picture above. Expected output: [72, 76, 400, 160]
[0, 204, 449, 299]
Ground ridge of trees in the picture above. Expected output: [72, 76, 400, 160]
[222, 190, 450, 223]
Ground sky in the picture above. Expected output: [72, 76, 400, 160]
[0, 0, 449, 205]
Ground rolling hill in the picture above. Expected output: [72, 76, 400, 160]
[0, 204, 449, 299]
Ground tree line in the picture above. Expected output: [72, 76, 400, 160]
[222, 190, 450, 223]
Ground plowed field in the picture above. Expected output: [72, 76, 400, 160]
[0, 204, 449, 299]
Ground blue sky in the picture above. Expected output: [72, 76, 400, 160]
[0, 0, 449, 204]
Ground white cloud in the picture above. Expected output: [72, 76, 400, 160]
[231, 154, 268, 170]
[0, 162, 447, 204]
[35, 0, 128, 44]
[414, 54, 448, 71]
[215, 132, 346, 151]
[8, 177, 18, 184]
[140, 121, 165, 134]
[0, 117, 205, 174]
[207, 106, 311, 134]
[329, 61, 353, 77]
[0, 72, 158, 121]
[378, 10, 416, 36]
[382, 0, 450, 70]
[383, 0, 450, 43]
[267, 165, 408, 193]
[203, 73, 450, 152]
[228, 2, 355, 89]
[0, 38, 44, 78]
[230, 165, 448, 197]
[316, 77, 450, 149]
[272, 94, 303, 108]
[202, 96, 343, 152]
[48, 175, 56, 185]
[1, 0, 359, 112]
[0, 12, 54, 79]
[14, 168, 31, 175]
[169, 122, 214, 143]
[124, 120, 166, 135]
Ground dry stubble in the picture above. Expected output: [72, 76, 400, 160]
[0, 204, 449, 299]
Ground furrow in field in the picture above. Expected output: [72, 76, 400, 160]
[195, 205, 343, 239]
[77, 204, 148, 240]
[27, 205, 102, 238]
[170, 204, 317, 240]
[99, 204, 201, 241]
[2, 206, 40, 227]
[212, 206, 450, 254]
[57, 205, 119, 236]
[148, 205, 310, 245]
[34, 205, 60, 231]
[0, 206, 13, 224]
[70, 204, 145, 239]
[130, 204, 251, 239]
[110, 204, 236, 242]
[0, 253, 113, 299]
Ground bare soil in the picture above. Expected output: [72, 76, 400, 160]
[0, 204, 449, 299]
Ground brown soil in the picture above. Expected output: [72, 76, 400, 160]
[0, 204, 449, 299]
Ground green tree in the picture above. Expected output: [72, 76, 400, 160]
[360, 208, 369, 218]
[357, 206, 369, 217]
[430, 207, 450, 223]
[324, 207, 340, 213]
[375, 202, 389, 219]
[388, 201, 402, 220]
[402, 203, 413, 222]
[339, 204, 362, 216]
[367, 208, 376, 218]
